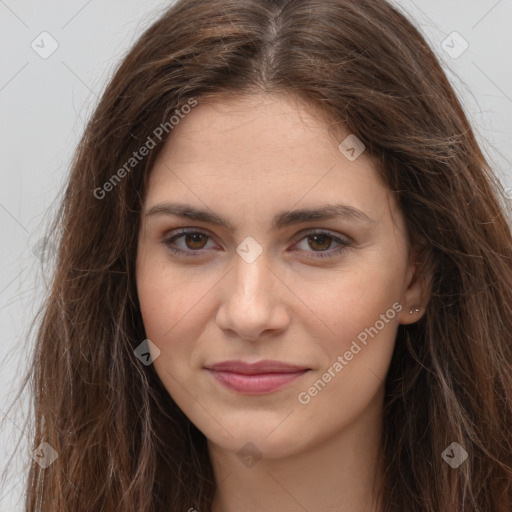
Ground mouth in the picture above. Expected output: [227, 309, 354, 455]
[204, 359, 311, 395]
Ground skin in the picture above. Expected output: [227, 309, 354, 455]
[136, 93, 430, 512]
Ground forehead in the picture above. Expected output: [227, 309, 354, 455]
[150, 94, 377, 182]
[144, 93, 400, 231]
[158, 94, 346, 164]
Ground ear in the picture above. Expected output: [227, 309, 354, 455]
[397, 244, 433, 325]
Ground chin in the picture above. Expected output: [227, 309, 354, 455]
[205, 422, 306, 461]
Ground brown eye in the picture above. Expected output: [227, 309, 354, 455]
[307, 234, 334, 251]
[162, 229, 215, 256]
[293, 230, 351, 260]
[163, 229, 350, 260]
[184, 233, 208, 250]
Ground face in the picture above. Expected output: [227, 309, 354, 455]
[136, 93, 426, 460]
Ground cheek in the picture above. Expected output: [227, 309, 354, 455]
[135, 252, 221, 367]
[298, 252, 406, 356]
[293, 266, 403, 432]
[137, 246, 195, 331]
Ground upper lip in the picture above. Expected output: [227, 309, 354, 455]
[205, 359, 310, 374]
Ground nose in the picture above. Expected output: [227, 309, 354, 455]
[215, 251, 291, 342]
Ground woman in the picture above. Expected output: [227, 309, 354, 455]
[17, 0, 512, 510]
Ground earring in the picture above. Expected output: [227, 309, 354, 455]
[409, 306, 421, 315]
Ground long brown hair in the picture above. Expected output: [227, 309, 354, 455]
[8, 0, 512, 510]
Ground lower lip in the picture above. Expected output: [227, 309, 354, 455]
[206, 369, 309, 394]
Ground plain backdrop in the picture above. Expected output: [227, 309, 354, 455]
[1, 0, 511, 510]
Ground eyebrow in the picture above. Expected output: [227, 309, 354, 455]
[145, 202, 377, 231]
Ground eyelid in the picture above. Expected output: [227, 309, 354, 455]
[289, 229, 352, 259]
[161, 227, 353, 259]
[291, 227, 353, 245]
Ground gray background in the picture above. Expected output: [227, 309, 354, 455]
[1, 0, 511, 509]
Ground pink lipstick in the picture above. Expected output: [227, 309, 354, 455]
[205, 360, 310, 395]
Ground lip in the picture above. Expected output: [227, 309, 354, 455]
[205, 359, 310, 395]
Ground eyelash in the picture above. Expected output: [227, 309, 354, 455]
[161, 228, 352, 260]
